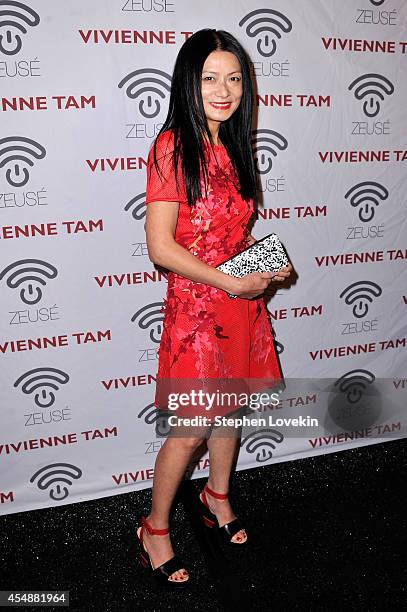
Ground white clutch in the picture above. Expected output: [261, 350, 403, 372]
[216, 233, 289, 298]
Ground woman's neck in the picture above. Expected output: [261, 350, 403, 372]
[204, 132, 222, 146]
[206, 122, 221, 146]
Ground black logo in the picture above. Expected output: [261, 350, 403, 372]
[275, 340, 284, 355]
[0, 1, 40, 56]
[252, 129, 288, 174]
[0, 136, 46, 186]
[339, 280, 382, 318]
[241, 428, 284, 463]
[118, 68, 171, 119]
[124, 192, 146, 221]
[345, 181, 388, 223]
[138, 403, 171, 438]
[30, 462, 82, 501]
[327, 369, 381, 433]
[14, 367, 69, 408]
[239, 8, 292, 57]
[131, 302, 165, 343]
[370, 0, 385, 5]
[0, 258, 58, 305]
[334, 369, 375, 404]
[348, 73, 394, 117]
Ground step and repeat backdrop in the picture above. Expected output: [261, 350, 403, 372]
[1, 0, 406, 515]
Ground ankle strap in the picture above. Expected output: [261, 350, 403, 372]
[205, 484, 228, 500]
[141, 515, 169, 536]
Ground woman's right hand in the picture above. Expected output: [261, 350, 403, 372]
[231, 265, 292, 299]
[232, 271, 277, 299]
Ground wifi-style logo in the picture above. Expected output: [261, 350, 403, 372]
[275, 340, 284, 355]
[138, 403, 170, 438]
[0, 258, 57, 305]
[131, 301, 165, 343]
[124, 192, 146, 221]
[252, 129, 288, 175]
[327, 368, 381, 433]
[118, 68, 172, 119]
[239, 8, 292, 58]
[241, 428, 284, 463]
[345, 181, 388, 223]
[30, 462, 82, 501]
[348, 73, 394, 118]
[0, 136, 46, 186]
[339, 280, 382, 319]
[334, 369, 375, 404]
[0, 1, 40, 56]
[14, 367, 69, 408]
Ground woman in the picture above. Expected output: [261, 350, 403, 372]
[137, 28, 292, 587]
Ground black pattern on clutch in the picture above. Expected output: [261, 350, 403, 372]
[216, 233, 289, 299]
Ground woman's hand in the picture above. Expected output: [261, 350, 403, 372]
[244, 234, 293, 282]
[232, 263, 293, 298]
[270, 263, 293, 283]
[232, 271, 276, 299]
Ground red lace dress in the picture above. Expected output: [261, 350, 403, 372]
[145, 130, 283, 420]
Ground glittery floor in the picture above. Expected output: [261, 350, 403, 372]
[1, 439, 406, 611]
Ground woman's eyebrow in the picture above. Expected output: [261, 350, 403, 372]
[202, 70, 242, 75]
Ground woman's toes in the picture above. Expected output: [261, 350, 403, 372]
[232, 529, 247, 543]
[169, 570, 188, 582]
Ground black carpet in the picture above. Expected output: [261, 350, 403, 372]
[1, 439, 406, 611]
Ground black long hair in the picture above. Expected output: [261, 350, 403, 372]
[152, 28, 256, 207]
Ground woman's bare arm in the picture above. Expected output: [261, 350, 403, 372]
[145, 201, 291, 297]
[145, 200, 242, 294]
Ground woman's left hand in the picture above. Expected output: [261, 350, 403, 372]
[271, 263, 293, 282]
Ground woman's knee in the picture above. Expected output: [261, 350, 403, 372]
[168, 435, 205, 452]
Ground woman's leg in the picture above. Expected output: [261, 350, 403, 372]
[205, 421, 247, 543]
[142, 429, 206, 581]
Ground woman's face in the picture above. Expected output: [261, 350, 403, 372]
[201, 50, 243, 132]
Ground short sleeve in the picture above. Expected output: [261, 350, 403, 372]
[145, 130, 187, 204]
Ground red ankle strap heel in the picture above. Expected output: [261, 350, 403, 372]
[201, 484, 228, 508]
[136, 515, 189, 588]
[140, 516, 169, 540]
[198, 484, 248, 547]
[204, 484, 228, 500]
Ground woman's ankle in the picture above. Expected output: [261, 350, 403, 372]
[144, 514, 170, 531]
[206, 480, 228, 496]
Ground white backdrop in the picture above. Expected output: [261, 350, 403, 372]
[1, 0, 406, 515]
